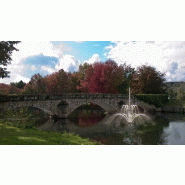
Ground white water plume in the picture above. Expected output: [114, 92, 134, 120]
[106, 87, 154, 127]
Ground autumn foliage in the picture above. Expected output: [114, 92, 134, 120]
[0, 83, 21, 94]
[77, 60, 125, 94]
[131, 65, 166, 94]
[44, 69, 70, 94]
[0, 60, 166, 95]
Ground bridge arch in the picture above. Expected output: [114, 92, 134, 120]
[66, 100, 118, 117]
[7, 105, 55, 116]
[28, 105, 55, 116]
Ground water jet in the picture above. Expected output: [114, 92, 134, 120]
[107, 87, 154, 127]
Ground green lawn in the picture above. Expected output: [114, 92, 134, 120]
[0, 120, 98, 145]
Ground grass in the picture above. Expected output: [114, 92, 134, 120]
[0, 107, 98, 145]
[0, 120, 98, 145]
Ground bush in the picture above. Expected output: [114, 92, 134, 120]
[134, 94, 169, 108]
[0, 95, 11, 102]
[0, 94, 18, 102]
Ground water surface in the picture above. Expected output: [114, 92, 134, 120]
[4, 107, 185, 145]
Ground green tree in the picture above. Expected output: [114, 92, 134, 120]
[68, 72, 83, 93]
[117, 63, 135, 94]
[0, 41, 20, 78]
[10, 80, 26, 89]
[79, 62, 90, 75]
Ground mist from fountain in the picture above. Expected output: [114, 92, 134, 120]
[106, 87, 154, 127]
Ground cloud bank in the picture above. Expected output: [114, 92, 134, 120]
[0, 42, 80, 84]
[106, 41, 185, 82]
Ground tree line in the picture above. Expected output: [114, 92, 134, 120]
[0, 41, 167, 95]
[0, 60, 166, 95]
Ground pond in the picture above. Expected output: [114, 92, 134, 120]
[23, 106, 185, 145]
[2, 106, 185, 145]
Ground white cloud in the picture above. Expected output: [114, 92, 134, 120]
[31, 65, 37, 71]
[11, 42, 60, 65]
[0, 64, 30, 84]
[13, 75, 30, 84]
[41, 66, 56, 74]
[84, 54, 101, 65]
[52, 42, 71, 58]
[105, 45, 113, 50]
[106, 41, 185, 81]
[0, 41, 65, 84]
[55, 54, 80, 72]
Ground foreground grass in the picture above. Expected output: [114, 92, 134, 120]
[0, 120, 97, 145]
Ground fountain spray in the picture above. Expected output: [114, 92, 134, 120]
[107, 87, 153, 125]
[129, 87, 131, 108]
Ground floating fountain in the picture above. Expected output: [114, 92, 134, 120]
[107, 87, 154, 127]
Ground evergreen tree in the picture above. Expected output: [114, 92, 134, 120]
[10, 80, 26, 89]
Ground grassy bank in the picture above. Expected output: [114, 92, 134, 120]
[0, 107, 98, 145]
[0, 120, 97, 145]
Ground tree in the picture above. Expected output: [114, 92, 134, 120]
[68, 72, 83, 93]
[22, 83, 35, 94]
[79, 62, 90, 76]
[44, 72, 59, 94]
[10, 80, 26, 89]
[57, 69, 70, 93]
[22, 73, 46, 94]
[77, 60, 125, 94]
[44, 69, 70, 94]
[116, 63, 135, 94]
[131, 65, 166, 94]
[0, 41, 20, 78]
[100, 60, 124, 94]
[0, 83, 21, 94]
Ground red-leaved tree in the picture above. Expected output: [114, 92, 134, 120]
[0, 83, 22, 94]
[77, 60, 124, 94]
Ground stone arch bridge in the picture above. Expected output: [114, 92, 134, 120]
[0, 94, 156, 118]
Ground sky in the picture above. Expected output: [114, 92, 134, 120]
[1, 41, 185, 84]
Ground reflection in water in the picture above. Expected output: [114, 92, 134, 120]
[37, 119, 61, 132]
[162, 121, 185, 145]
[22, 107, 185, 145]
[68, 110, 106, 127]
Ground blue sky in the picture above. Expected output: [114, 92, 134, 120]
[51, 41, 115, 61]
[0, 41, 185, 84]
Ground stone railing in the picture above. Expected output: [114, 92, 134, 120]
[0, 93, 131, 102]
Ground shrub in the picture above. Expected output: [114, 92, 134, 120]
[134, 94, 169, 108]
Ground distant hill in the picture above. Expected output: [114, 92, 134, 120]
[165, 81, 185, 87]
